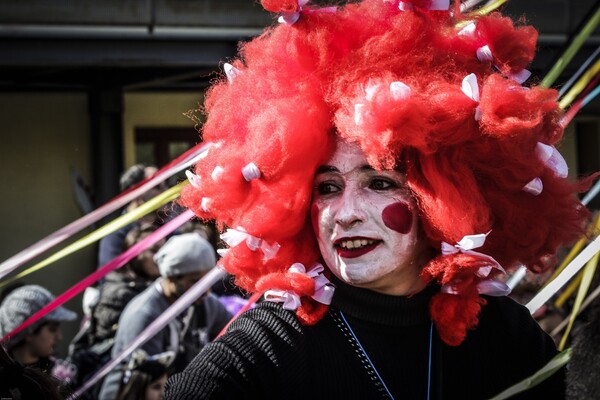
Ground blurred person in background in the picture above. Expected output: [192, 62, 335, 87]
[1, 344, 71, 400]
[116, 349, 174, 400]
[0, 284, 77, 386]
[98, 164, 165, 269]
[99, 233, 232, 400]
[68, 222, 166, 397]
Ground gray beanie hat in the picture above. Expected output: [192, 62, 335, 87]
[154, 233, 216, 277]
[0, 285, 76, 349]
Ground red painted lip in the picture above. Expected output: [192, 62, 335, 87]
[334, 237, 381, 259]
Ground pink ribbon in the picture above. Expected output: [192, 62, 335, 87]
[0, 143, 211, 280]
[264, 263, 335, 310]
[1, 210, 194, 344]
[398, 0, 449, 10]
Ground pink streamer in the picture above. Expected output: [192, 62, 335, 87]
[71, 264, 226, 399]
[216, 291, 263, 339]
[0, 210, 194, 344]
[0, 143, 210, 279]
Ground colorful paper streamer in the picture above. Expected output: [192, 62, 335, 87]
[558, 247, 598, 351]
[466, 0, 508, 17]
[551, 283, 600, 337]
[541, 4, 600, 88]
[71, 265, 226, 399]
[0, 210, 194, 344]
[526, 234, 600, 314]
[558, 45, 600, 97]
[0, 142, 210, 279]
[558, 58, 600, 109]
[489, 348, 571, 400]
[0, 181, 188, 289]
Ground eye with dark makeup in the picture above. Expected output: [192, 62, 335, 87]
[369, 177, 396, 191]
[315, 180, 341, 195]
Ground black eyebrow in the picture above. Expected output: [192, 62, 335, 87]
[315, 165, 338, 174]
[315, 164, 375, 175]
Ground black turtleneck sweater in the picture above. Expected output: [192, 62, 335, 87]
[165, 278, 564, 399]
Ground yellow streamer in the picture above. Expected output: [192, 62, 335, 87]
[455, 0, 508, 29]
[555, 273, 583, 309]
[542, 5, 600, 88]
[547, 237, 587, 283]
[552, 214, 600, 307]
[489, 348, 571, 400]
[0, 181, 188, 288]
[558, 58, 600, 109]
[558, 250, 598, 351]
[466, 0, 508, 17]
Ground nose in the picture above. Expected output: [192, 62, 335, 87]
[334, 186, 367, 229]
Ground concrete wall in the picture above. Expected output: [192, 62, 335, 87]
[0, 92, 94, 355]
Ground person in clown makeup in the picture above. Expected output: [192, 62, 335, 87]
[312, 139, 432, 297]
[164, 0, 593, 398]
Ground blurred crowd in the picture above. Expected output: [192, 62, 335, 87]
[0, 164, 249, 399]
[1, 163, 599, 400]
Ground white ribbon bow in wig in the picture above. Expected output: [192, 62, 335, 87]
[441, 233, 510, 296]
[241, 162, 261, 181]
[522, 142, 568, 196]
[278, 0, 309, 24]
[457, 23, 531, 84]
[224, 63, 242, 84]
[219, 227, 281, 260]
[355, 80, 411, 126]
[536, 142, 568, 178]
[185, 170, 201, 188]
[264, 263, 335, 310]
[461, 73, 482, 121]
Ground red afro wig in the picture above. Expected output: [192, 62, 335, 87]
[180, 0, 593, 345]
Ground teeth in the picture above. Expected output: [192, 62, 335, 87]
[339, 239, 375, 249]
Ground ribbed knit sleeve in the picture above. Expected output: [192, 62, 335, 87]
[164, 302, 308, 399]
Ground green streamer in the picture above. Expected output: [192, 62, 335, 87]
[541, 5, 600, 88]
[489, 349, 571, 400]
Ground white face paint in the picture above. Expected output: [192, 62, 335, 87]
[311, 139, 428, 295]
